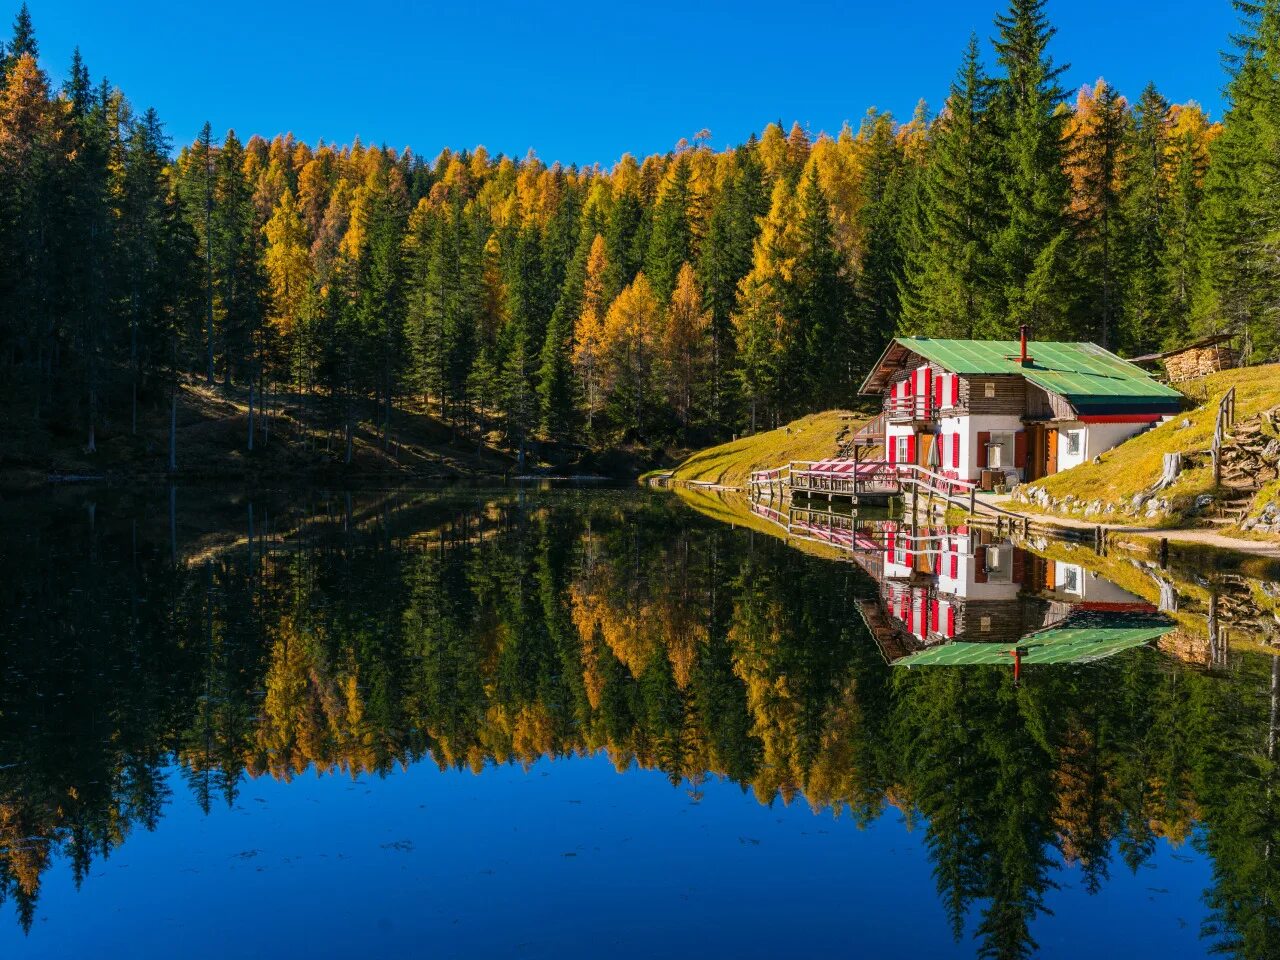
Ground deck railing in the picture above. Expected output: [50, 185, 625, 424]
[883, 395, 935, 421]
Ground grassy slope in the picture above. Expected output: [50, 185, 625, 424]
[665, 410, 866, 489]
[1025, 364, 1280, 519]
[673, 486, 857, 564]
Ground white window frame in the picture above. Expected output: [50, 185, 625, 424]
[896, 435, 910, 463]
[1065, 429, 1082, 457]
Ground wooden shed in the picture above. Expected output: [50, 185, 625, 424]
[1130, 334, 1237, 383]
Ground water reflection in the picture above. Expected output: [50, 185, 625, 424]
[1, 487, 1279, 958]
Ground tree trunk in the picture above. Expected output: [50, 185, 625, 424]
[168, 390, 177, 473]
[86, 381, 97, 454]
[247, 381, 255, 452]
[169, 484, 177, 563]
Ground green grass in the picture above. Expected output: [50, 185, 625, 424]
[1027, 364, 1280, 519]
[665, 410, 867, 489]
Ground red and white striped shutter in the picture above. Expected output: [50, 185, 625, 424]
[946, 605, 956, 637]
[949, 374, 959, 407]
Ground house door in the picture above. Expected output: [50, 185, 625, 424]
[1046, 428, 1059, 476]
[917, 433, 935, 469]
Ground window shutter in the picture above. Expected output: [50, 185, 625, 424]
[922, 368, 933, 412]
[950, 552, 958, 579]
[950, 374, 959, 406]
[946, 605, 956, 637]
[976, 431, 990, 469]
[888, 435, 896, 464]
[952, 432, 961, 469]
[933, 371, 943, 408]
[974, 545, 988, 583]
[930, 599, 939, 633]
[1014, 430, 1027, 469]
[907, 433, 916, 463]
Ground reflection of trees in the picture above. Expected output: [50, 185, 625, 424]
[0, 491, 1279, 957]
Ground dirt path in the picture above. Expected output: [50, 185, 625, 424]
[977, 493, 1280, 558]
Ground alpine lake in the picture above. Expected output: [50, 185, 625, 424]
[2, 484, 1279, 959]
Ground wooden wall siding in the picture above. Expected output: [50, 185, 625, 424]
[962, 375, 1027, 415]
[952, 597, 1046, 645]
[1024, 384, 1076, 421]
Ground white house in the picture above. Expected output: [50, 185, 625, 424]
[859, 328, 1185, 489]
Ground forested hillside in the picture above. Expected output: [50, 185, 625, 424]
[0, 0, 1276, 472]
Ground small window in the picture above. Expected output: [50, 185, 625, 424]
[980, 616, 992, 632]
[1062, 565, 1081, 595]
[896, 436, 909, 462]
[1065, 430, 1082, 456]
[984, 381, 996, 398]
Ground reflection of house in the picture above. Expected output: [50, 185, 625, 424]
[858, 329, 1183, 490]
[861, 521, 1170, 668]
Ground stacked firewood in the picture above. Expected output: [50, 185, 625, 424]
[1164, 344, 1237, 382]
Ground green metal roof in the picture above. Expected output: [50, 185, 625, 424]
[894, 621, 1171, 667]
[864, 337, 1184, 410]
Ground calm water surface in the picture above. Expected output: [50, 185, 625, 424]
[1, 487, 1278, 958]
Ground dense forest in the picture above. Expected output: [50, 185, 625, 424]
[0, 0, 1276, 462]
[2, 490, 1278, 958]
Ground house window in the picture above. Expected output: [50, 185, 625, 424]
[984, 381, 996, 398]
[896, 435, 910, 463]
[1065, 430, 1082, 457]
[1061, 565, 1082, 595]
[985, 546, 1012, 583]
[986, 432, 1014, 469]
[980, 616, 992, 632]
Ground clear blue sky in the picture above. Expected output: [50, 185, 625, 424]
[20, 0, 1240, 163]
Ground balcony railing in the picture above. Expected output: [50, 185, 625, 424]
[883, 395, 935, 421]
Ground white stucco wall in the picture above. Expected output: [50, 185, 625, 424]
[1082, 420, 1156, 462]
[935, 414, 1024, 482]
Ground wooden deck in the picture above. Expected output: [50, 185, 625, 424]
[749, 457, 980, 514]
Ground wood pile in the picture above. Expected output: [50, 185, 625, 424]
[1163, 343, 1236, 382]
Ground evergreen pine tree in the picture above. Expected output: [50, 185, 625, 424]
[988, 0, 1074, 339]
[645, 154, 694, 303]
[698, 141, 766, 426]
[1119, 83, 1173, 354]
[1194, 0, 1279, 361]
[899, 36, 999, 338]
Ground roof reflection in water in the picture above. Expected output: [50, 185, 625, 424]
[750, 499, 1174, 670]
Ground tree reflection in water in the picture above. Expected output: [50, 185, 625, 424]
[0, 488, 1277, 958]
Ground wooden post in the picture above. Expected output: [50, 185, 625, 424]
[969, 487, 976, 516]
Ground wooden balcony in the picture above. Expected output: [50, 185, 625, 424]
[884, 395, 936, 423]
